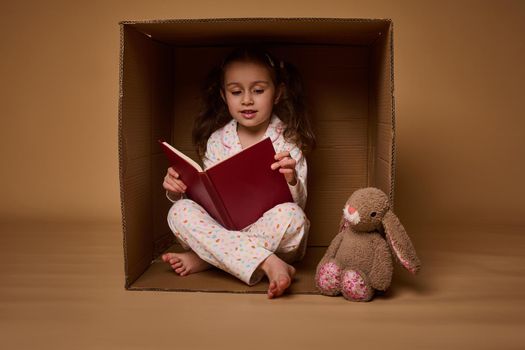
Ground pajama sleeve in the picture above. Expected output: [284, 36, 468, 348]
[287, 145, 308, 210]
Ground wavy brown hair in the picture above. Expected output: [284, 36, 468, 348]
[192, 46, 316, 159]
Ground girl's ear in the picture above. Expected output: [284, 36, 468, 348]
[220, 89, 226, 103]
[382, 210, 421, 274]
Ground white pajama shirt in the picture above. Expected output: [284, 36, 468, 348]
[166, 114, 310, 285]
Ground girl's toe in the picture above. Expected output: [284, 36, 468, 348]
[267, 281, 275, 297]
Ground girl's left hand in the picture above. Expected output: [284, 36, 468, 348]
[271, 151, 297, 185]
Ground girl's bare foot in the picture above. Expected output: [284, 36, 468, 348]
[162, 251, 212, 276]
[260, 254, 296, 299]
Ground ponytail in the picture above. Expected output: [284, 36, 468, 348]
[192, 65, 231, 159]
[275, 60, 316, 155]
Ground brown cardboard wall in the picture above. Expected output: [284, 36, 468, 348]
[120, 26, 175, 284]
[1, 2, 524, 226]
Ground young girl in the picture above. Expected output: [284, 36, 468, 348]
[161, 46, 315, 299]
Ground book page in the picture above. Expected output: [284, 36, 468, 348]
[161, 142, 203, 172]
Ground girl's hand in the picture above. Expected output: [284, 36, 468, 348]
[163, 167, 187, 195]
[271, 151, 297, 185]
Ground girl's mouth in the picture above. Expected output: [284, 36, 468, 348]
[241, 110, 257, 119]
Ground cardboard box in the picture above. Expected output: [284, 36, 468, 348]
[118, 18, 396, 292]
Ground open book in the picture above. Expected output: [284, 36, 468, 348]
[158, 137, 293, 230]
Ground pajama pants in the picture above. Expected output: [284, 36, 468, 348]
[167, 199, 310, 285]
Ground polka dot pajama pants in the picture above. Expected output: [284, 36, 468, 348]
[167, 199, 310, 285]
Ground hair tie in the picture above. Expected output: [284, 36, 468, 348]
[264, 53, 274, 67]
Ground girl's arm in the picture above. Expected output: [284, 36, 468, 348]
[290, 154, 307, 209]
[278, 145, 307, 210]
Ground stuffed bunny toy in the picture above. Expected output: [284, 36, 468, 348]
[315, 187, 421, 301]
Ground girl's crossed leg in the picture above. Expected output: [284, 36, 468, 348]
[164, 199, 309, 298]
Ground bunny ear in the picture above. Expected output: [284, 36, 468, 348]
[382, 210, 421, 274]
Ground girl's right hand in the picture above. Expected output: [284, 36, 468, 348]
[163, 167, 187, 195]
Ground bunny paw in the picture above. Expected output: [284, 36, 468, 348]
[315, 261, 342, 296]
[341, 269, 373, 302]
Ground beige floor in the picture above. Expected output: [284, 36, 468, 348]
[1, 221, 524, 350]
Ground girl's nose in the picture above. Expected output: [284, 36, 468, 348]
[348, 206, 356, 214]
[242, 93, 253, 104]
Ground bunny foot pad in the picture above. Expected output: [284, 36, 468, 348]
[341, 270, 373, 301]
[316, 261, 341, 295]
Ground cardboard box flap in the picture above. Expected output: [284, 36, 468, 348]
[121, 18, 391, 46]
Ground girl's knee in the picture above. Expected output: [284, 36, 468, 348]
[276, 202, 308, 227]
[166, 200, 196, 249]
[274, 202, 305, 217]
[167, 199, 196, 227]
[168, 199, 194, 216]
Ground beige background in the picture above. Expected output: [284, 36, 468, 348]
[1, 0, 524, 227]
[1, 1, 524, 349]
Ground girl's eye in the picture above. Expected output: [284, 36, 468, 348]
[254, 89, 264, 94]
[231, 91, 241, 95]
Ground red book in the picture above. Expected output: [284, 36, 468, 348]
[158, 137, 293, 230]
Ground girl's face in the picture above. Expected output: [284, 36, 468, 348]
[220, 61, 282, 134]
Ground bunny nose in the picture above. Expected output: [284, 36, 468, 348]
[348, 207, 356, 214]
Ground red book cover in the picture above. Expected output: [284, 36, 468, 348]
[158, 137, 293, 230]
